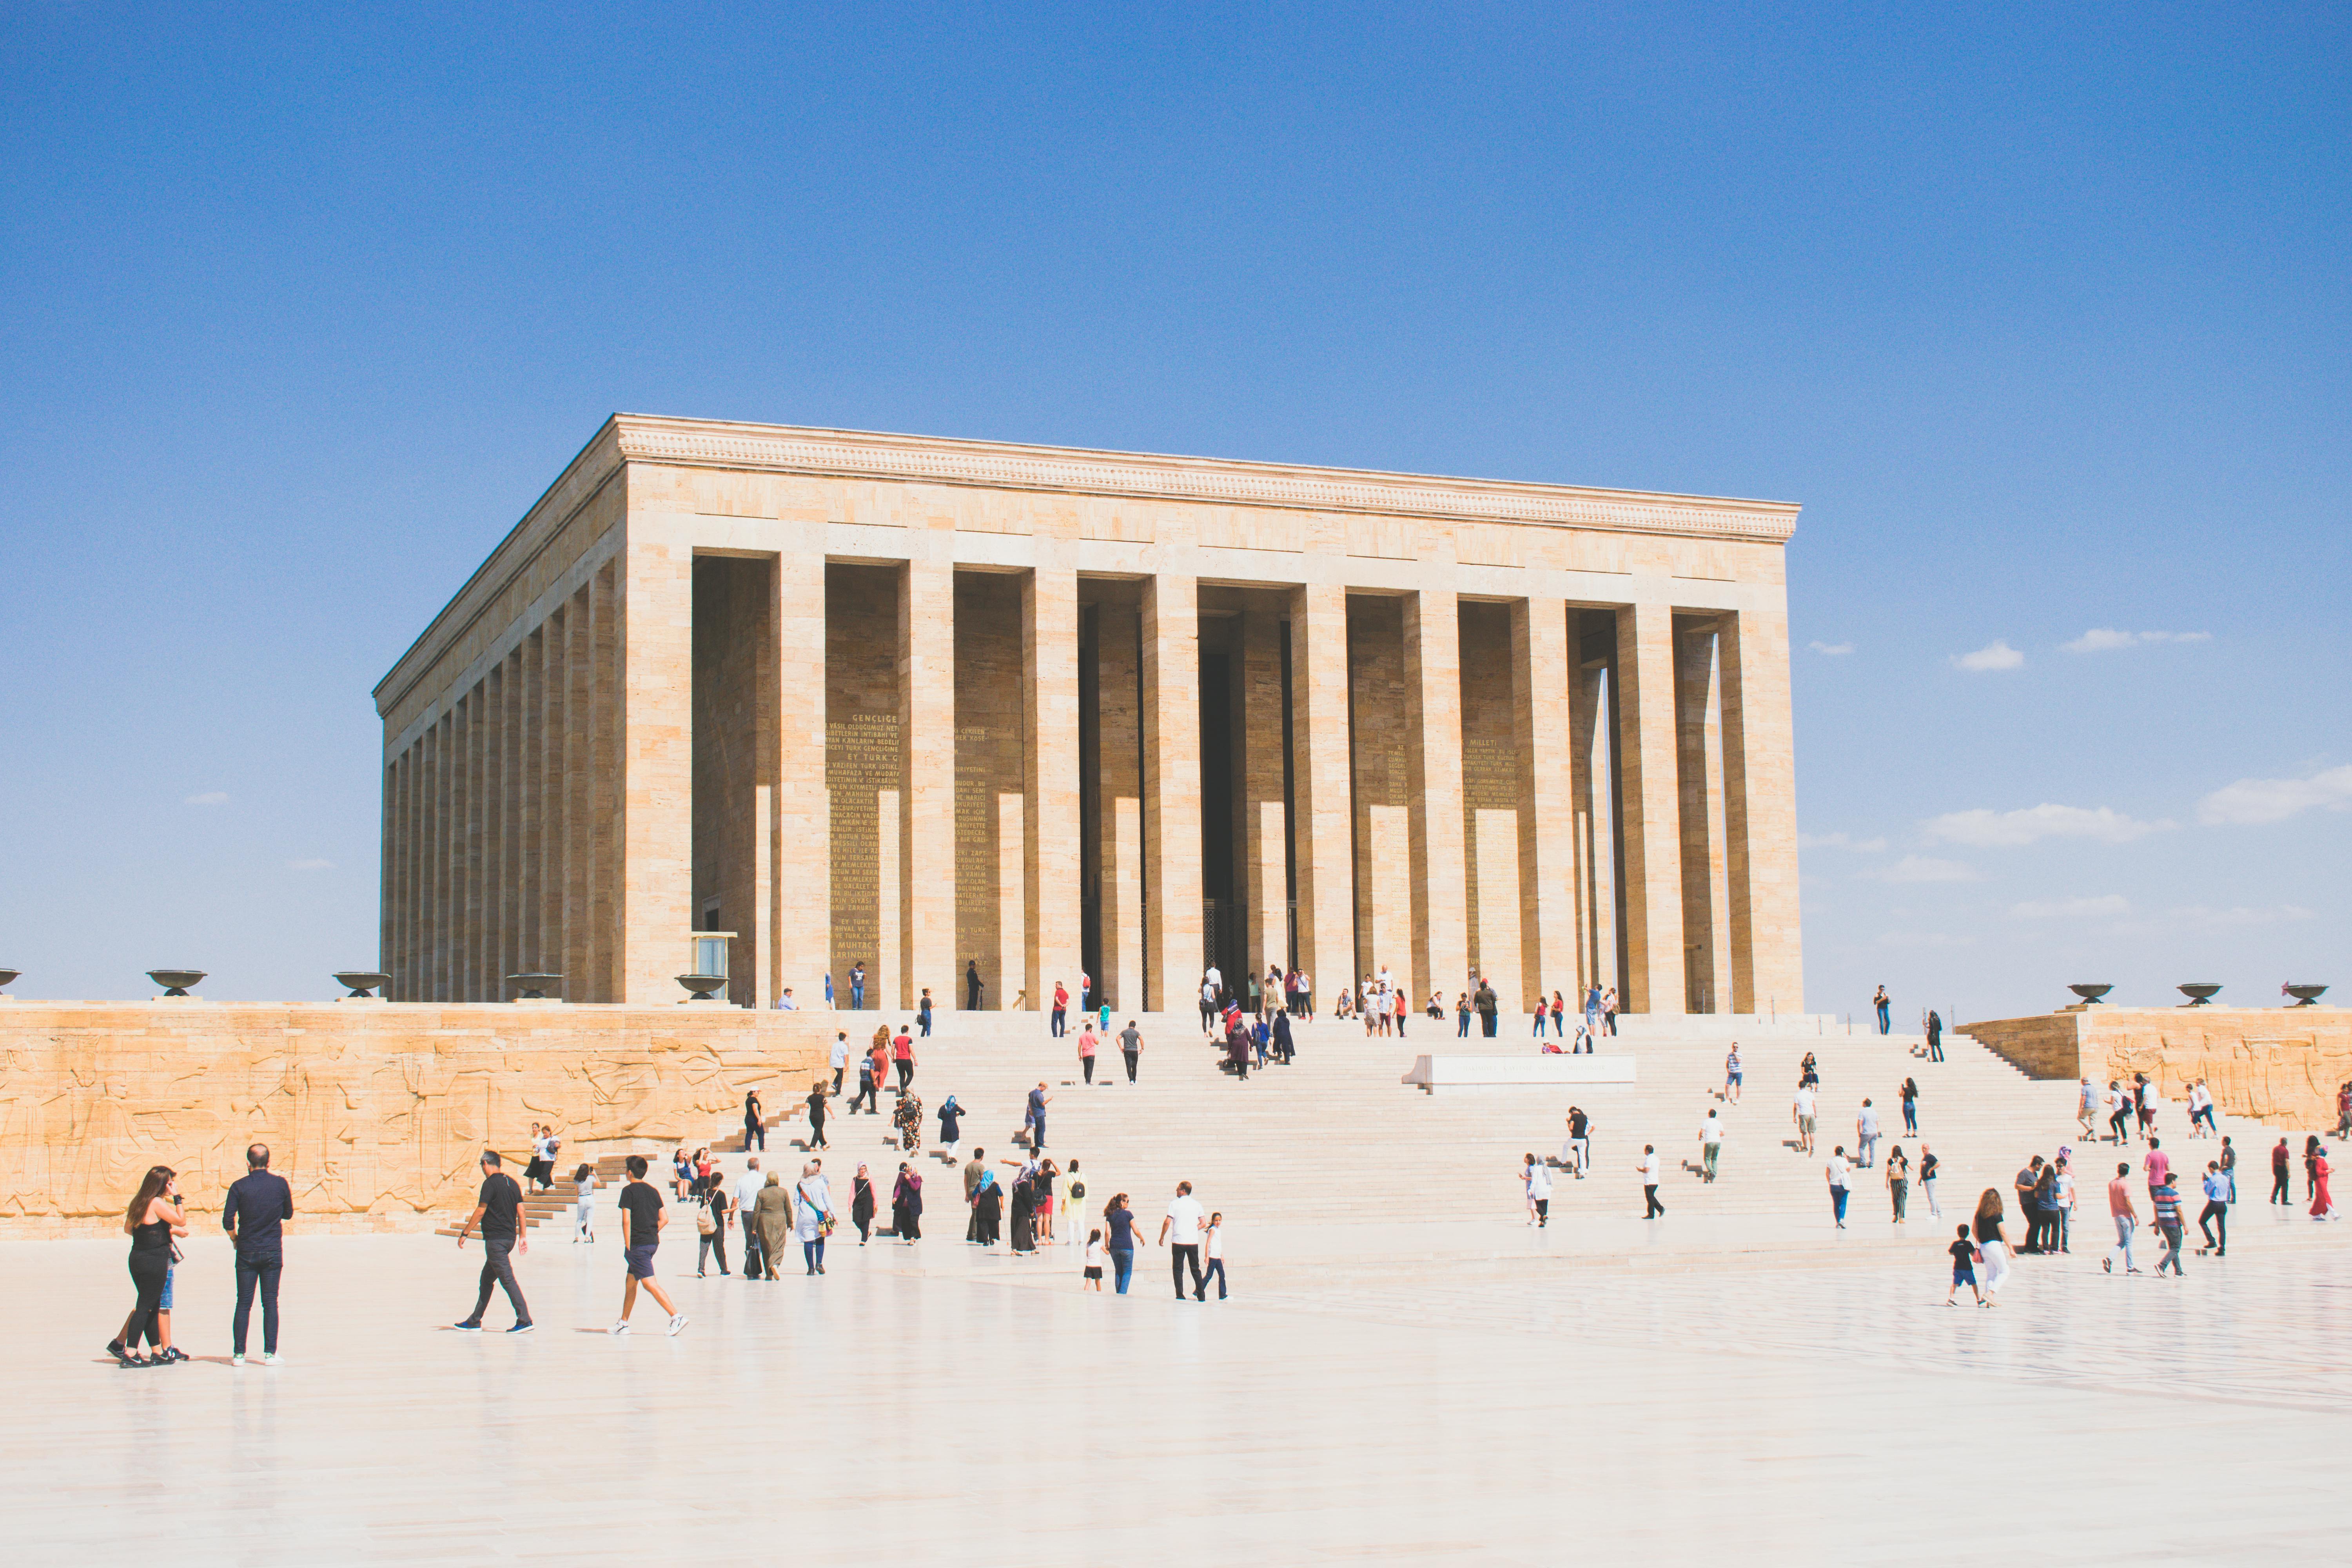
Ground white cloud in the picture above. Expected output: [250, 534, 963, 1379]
[288, 858, 335, 871]
[1876, 931, 1977, 949]
[186, 791, 230, 806]
[1953, 640, 2024, 671]
[1924, 803, 2174, 847]
[2061, 628, 2214, 653]
[1798, 831, 1887, 852]
[1866, 855, 1982, 884]
[2195, 764, 2352, 826]
[2009, 894, 2131, 920]
[2167, 903, 2316, 928]
[1808, 640, 1854, 655]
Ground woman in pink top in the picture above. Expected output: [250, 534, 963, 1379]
[1077, 1021, 1099, 1084]
[2312, 1146, 2335, 1220]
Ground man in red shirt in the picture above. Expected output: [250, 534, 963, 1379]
[2143, 1137, 2171, 1201]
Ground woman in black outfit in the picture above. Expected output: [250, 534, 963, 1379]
[803, 1082, 829, 1151]
[111, 1165, 187, 1368]
[1009, 1173, 1038, 1253]
[851, 1163, 877, 1244]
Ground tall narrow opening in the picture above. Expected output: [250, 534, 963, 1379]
[691, 555, 769, 1005]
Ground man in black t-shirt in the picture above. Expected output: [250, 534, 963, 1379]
[612, 1154, 687, 1336]
[455, 1150, 532, 1332]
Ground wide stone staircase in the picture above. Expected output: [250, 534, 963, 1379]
[431, 1153, 632, 1238]
[668, 1006, 2298, 1260]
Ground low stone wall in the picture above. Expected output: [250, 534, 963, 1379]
[0, 1000, 827, 1235]
[1962, 1007, 2352, 1131]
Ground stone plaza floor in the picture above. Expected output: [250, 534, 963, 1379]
[12, 1207, 2352, 1564]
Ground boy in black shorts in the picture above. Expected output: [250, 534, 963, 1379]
[1945, 1223, 1984, 1307]
[611, 1154, 688, 1336]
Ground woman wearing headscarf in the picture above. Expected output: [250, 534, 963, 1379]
[893, 1091, 924, 1152]
[937, 1094, 963, 1152]
[1272, 1007, 1295, 1065]
[752, 1171, 793, 1282]
[1009, 1167, 1038, 1254]
[891, 1162, 924, 1243]
[1224, 1014, 1251, 1080]
[851, 1163, 877, 1245]
[970, 1167, 1004, 1246]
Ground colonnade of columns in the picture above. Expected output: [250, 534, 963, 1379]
[381, 557, 1800, 1017]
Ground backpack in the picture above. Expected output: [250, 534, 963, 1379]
[695, 1203, 717, 1236]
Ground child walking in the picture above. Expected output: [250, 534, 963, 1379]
[1946, 1223, 1985, 1307]
[1200, 1212, 1229, 1300]
[573, 1162, 599, 1243]
[1081, 1227, 1106, 1291]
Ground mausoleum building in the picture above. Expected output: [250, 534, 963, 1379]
[373, 416, 1804, 1016]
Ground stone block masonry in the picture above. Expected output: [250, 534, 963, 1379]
[374, 416, 1806, 1019]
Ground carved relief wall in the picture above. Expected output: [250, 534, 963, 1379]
[0, 1002, 824, 1235]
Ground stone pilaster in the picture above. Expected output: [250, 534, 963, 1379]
[899, 558, 956, 1013]
[517, 629, 542, 985]
[1613, 601, 1686, 1014]
[769, 551, 829, 1009]
[1289, 583, 1354, 1012]
[1404, 589, 1468, 1011]
[588, 561, 622, 1001]
[1720, 608, 1804, 1014]
[1511, 598, 1575, 1012]
[1024, 567, 1082, 1013]
[1141, 574, 1203, 1011]
[615, 541, 691, 1004]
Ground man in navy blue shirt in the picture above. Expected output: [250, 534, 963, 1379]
[222, 1143, 294, 1365]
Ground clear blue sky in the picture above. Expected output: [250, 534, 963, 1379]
[4, 3, 2344, 1018]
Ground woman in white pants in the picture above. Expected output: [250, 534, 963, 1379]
[1972, 1188, 2011, 1300]
[573, 1163, 599, 1243]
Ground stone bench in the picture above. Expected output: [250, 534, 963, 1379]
[1401, 1054, 1639, 1093]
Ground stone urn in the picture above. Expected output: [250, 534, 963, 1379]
[0, 968, 18, 995]
[2286, 984, 2329, 1007]
[675, 973, 730, 1002]
[2067, 984, 2112, 1005]
[332, 971, 391, 998]
[507, 973, 565, 1000]
[148, 969, 207, 996]
[2178, 984, 2221, 1006]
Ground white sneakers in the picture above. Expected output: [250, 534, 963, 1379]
[667, 1313, 690, 1336]
[608, 1319, 632, 1335]
[231, 1353, 245, 1366]
[263, 1352, 282, 1366]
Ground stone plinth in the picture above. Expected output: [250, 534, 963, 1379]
[1963, 1006, 2352, 1129]
[0, 1000, 826, 1235]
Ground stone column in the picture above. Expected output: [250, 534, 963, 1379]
[1095, 604, 1144, 1012]
[563, 585, 592, 996]
[1403, 589, 1468, 1011]
[1024, 567, 1082, 1013]
[1141, 573, 1203, 1012]
[767, 551, 830, 1010]
[1720, 608, 1804, 1014]
[517, 629, 543, 985]
[898, 559, 957, 1013]
[1675, 622, 1733, 1014]
[1568, 643, 1615, 998]
[1510, 598, 1576, 1012]
[1288, 583, 1354, 1016]
[381, 753, 400, 991]
[1613, 601, 1686, 1015]
[615, 543, 691, 1004]
[433, 710, 454, 1000]
[1240, 607, 1289, 988]
[545, 602, 573, 981]
[484, 661, 507, 1000]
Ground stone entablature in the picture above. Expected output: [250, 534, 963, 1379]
[1964, 1006, 2352, 1130]
[0, 1001, 824, 1234]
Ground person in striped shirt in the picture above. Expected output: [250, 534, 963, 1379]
[2151, 1174, 2187, 1276]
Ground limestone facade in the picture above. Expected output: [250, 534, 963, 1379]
[375, 417, 1806, 1016]
[0, 1001, 825, 1233]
